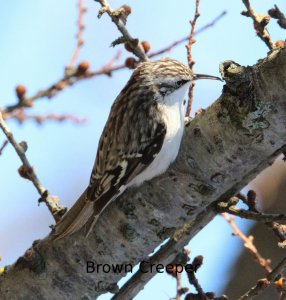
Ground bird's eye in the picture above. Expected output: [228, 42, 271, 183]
[176, 80, 185, 87]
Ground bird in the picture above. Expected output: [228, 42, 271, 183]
[52, 57, 221, 240]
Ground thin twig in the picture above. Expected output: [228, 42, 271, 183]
[0, 140, 8, 155]
[186, 83, 195, 117]
[186, 0, 200, 69]
[0, 112, 66, 221]
[175, 273, 183, 300]
[168, 249, 190, 300]
[222, 213, 272, 274]
[7, 110, 86, 125]
[238, 256, 286, 300]
[185, 0, 201, 117]
[241, 0, 273, 50]
[217, 202, 286, 223]
[268, 5, 286, 29]
[266, 222, 286, 248]
[2, 11, 226, 115]
[97, 50, 122, 76]
[218, 193, 286, 248]
[187, 269, 206, 297]
[95, 0, 148, 61]
[68, 0, 86, 67]
[148, 11, 226, 58]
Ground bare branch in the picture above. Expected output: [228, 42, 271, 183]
[0, 112, 66, 221]
[268, 5, 286, 29]
[148, 11, 226, 58]
[217, 201, 286, 223]
[238, 256, 286, 300]
[68, 0, 86, 67]
[186, 265, 206, 297]
[241, 0, 273, 50]
[168, 249, 191, 300]
[95, 0, 148, 61]
[174, 273, 183, 300]
[222, 213, 272, 274]
[2, 12, 225, 115]
[185, 0, 200, 117]
[266, 222, 286, 248]
[217, 193, 286, 248]
[186, 0, 200, 70]
[7, 109, 86, 125]
[3, 65, 88, 114]
[238, 278, 271, 300]
[0, 140, 8, 155]
[1, 46, 286, 300]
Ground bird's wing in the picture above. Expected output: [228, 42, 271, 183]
[52, 121, 166, 240]
[82, 121, 166, 237]
[86, 121, 166, 211]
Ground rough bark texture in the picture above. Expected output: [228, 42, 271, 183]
[0, 47, 286, 299]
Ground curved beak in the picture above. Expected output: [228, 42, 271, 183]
[193, 73, 223, 81]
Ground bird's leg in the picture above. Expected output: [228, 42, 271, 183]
[184, 116, 193, 126]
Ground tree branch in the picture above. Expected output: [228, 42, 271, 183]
[7, 110, 86, 125]
[1, 11, 226, 116]
[222, 213, 272, 274]
[241, 0, 273, 49]
[185, 0, 200, 117]
[1, 46, 286, 299]
[0, 112, 66, 221]
[148, 10, 226, 59]
[217, 202, 286, 223]
[268, 5, 286, 29]
[112, 203, 216, 300]
[0, 139, 8, 155]
[67, 0, 86, 67]
[238, 255, 286, 300]
[95, 0, 148, 61]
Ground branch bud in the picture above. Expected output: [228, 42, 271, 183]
[268, 8, 279, 19]
[192, 255, 203, 271]
[77, 61, 90, 74]
[241, 10, 250, 17]
[54, 81, 66, 91]
[15, 85, 27, 101]
[19, 141, 28, 152]
[257, 278, 270, 289]
[124, 42, 133, 53]
[141, 41, 151, 53]
[275, 40, 285, 48]
[120, 5, 132, 18]
[125, 57, 137, 69]
[18, 165, 33, 180]
[261, 15, 270, 27]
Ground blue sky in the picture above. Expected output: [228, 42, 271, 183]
[0, 0, 285, 299]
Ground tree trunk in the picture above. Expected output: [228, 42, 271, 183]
[1, 47, 286, 299]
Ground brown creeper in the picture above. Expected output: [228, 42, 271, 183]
[53, 57, 221, 240]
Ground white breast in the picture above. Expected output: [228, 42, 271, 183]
[128, 83, 190, 187]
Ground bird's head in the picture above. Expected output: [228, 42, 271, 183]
[131, 57, 221, 104]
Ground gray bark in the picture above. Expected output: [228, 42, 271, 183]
[0, 47, 286, 299]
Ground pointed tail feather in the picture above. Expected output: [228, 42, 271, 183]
[52, 187, 121, 240]
[83, 214, 99, 239]
[82, 191, 121, 238]
[52, 189, 94, 240]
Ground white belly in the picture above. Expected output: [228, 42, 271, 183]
[128, 94, 186, 187]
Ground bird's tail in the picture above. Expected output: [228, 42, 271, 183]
[52, 189, 95, 241]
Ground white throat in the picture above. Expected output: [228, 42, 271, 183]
[128, 82, 191, 187]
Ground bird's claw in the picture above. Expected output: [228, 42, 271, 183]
[184, 116, 193, 126]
